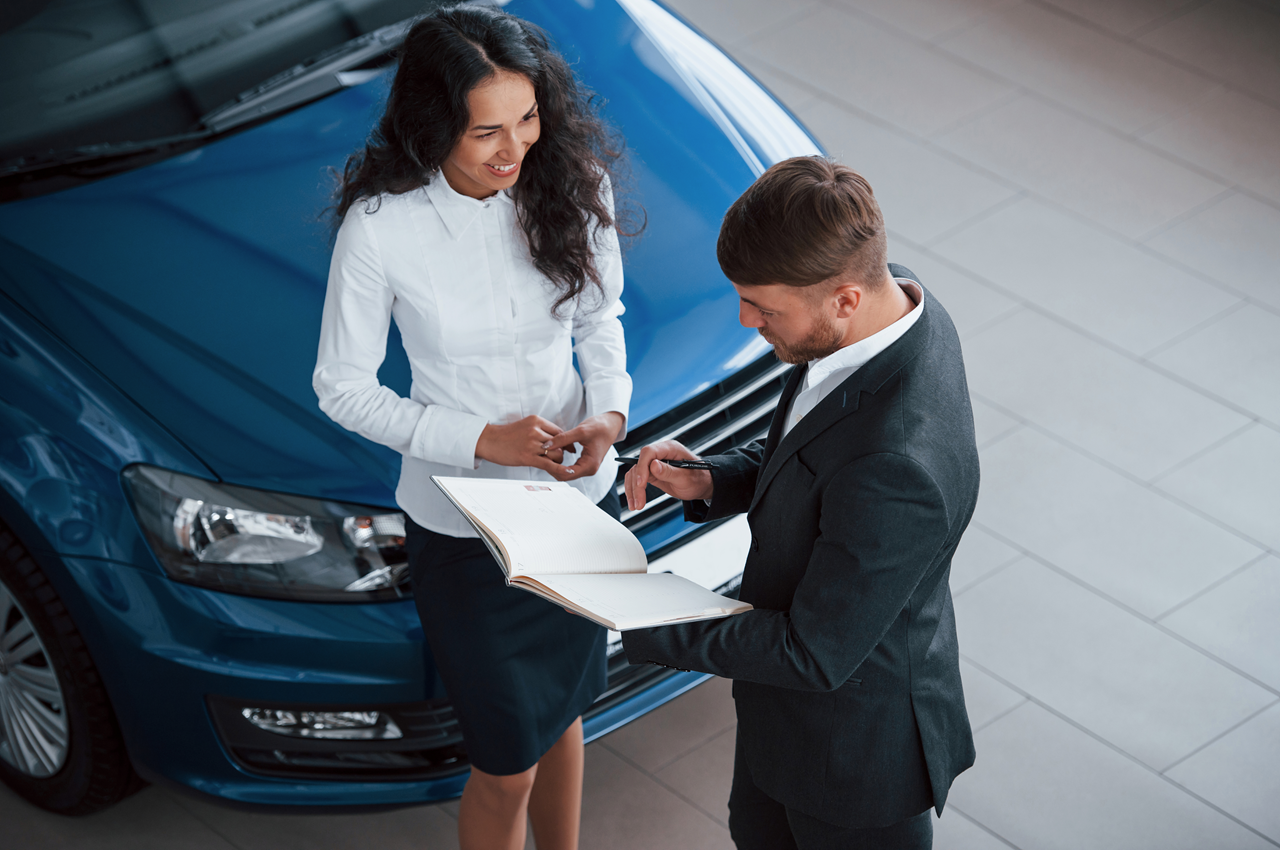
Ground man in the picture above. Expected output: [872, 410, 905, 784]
[622, 157, 979, 849]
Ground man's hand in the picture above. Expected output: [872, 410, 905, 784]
[543, 411, 626, 481]
[624, 440, 714, 511]
[476, 415, 568, 478]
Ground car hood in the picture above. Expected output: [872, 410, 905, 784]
[0, 0, 818, 504]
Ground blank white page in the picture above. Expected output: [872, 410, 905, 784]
[433, 477, 647, 577]
[520, 572, 752, 631]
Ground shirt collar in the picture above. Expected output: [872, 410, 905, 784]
[802, 279, 924, 393]
[424, 171, 515, 240]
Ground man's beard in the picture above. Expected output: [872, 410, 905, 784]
[763, 313, 844, 365]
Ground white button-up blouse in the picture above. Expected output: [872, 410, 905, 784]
[313, 173, 632, 537]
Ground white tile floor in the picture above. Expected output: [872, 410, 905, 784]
[5, 0, 1278, 847]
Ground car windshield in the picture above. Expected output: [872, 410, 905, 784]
[0, 0, 428, 167]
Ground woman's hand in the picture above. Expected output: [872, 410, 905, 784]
[475, 415, 569, 477]
[542, 411, 626, 481]
[624, 440, 714, 511]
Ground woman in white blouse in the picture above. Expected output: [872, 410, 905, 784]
[313, 7, 633, 850]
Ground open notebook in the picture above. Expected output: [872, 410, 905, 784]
[432, 476, 752, 631]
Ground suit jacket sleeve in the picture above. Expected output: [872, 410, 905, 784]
[682, 441, 766, 523]
[624, 452, 950, 692]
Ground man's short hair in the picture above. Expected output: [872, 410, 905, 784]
[717, 156, 887, 290]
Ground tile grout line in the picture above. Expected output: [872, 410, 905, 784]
[1133, 186, 1237, 244]
[1160, 697, 1280, 775]
[161, 791, 254, 850]
[887, 192, 1279, 340]
[598, 740, 732, 831]
[1016, 0, 1280, 113]
[1137, 299, 1250, 364]
[927, 244, 1279, 426]
[920, 191, 1028, 249]
[717, 3, 827, 54]
[1146, 419, 1258, 485]
[946, 803, 1025, 849]
[968, 393, 1277, 562]
[957, 656, 1280, 849]
[1124, 0, 1210, 40]
[972, 697, 1031, 735]
[968, 518, 1280, 700]
[1154, 551, 1274, 623]
[952, 552, 1025, 600]
[739, 14, 1280, 240]
[649, 720, 737, 776]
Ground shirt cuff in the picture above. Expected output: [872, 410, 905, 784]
[409, 405, 490, 469]
[586, 388, 632, 441]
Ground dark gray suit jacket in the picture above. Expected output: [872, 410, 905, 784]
[623, 268, 979, 829]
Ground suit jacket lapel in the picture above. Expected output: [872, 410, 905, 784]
[749, 287, 938, 512]
[758, 362, 804, 471]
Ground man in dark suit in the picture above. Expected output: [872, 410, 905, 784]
[622, 157, 979, 849]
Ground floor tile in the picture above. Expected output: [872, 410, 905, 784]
[828, 0, 1019, 41]
[939, 2, 1216, 134]
[963, 310, 1250, 480]
[933, 198, 1241, 356]
[956, 559, 1274, 770]
[1145, 191, 1280, 311]
[960, 656, 1027, 730]
[971, 399, 1021, 448]
[1036, 0, 1200, 36]
[1141, 0, 1280, 105]
[1167, 702, 1280, 843]
[950, 525, 1022, 595]
[581, 744, 736, 850]
[947, 702, 1276, 850]
[652, 726, 736, 826]
[933, 809, 1018, 849]
[600, 675, 736, 773]
[1150, 304, 1280, 425]
[794, 98, 1017, 244]
[0, 786, 238, 850]
[1157, 423, 1280, 551]
[1161, 555, 1280, 688]
[740, 6, 1016, 136]
[1141, 86, 1280, 206]
[973, 428, 1262, 618]
[936, 94, 1228, 238]
[659, 0, 819, 48]
[884, 239, 1021, 337]
[172, 792, 459, 850]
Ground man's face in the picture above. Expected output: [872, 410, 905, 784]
[732, 282, 845, 365]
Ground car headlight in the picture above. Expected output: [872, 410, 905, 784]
[122, 465, 409, 602]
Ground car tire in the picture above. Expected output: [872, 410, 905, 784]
[0, 519, 141, 814]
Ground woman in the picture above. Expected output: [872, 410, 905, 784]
[313, 6, 633, 849]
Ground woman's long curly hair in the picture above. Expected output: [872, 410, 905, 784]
[333, 4, 635, 315]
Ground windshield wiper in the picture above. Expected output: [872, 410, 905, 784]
[0, 18, 410, 189]
[199, 18, 409, 134]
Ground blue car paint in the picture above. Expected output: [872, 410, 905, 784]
[0, 0, 817, 807]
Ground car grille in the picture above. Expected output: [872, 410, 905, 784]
[614, 351, 790, 547]
[213, 352, 789, 784]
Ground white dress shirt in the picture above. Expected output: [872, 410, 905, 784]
[781, 279, 923, 439]
[314, 173, 632, 537]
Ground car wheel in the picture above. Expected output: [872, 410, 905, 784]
[0, 519, 140, 814]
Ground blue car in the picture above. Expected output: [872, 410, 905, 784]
[0, 0, 818, 813]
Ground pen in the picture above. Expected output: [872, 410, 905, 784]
[616, 456, 717, 470]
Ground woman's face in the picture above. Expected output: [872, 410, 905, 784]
[441, 71, 541, 200]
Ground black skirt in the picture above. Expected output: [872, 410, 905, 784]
[405, 493, 615, 776]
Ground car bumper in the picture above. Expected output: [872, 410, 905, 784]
[58, 518, 747, 807]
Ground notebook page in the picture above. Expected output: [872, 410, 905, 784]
[433, 477, 647, 577]
[516, 572, 752, 631]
